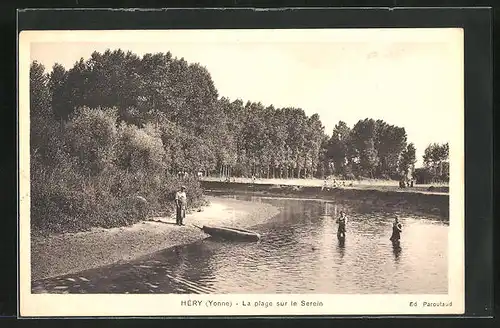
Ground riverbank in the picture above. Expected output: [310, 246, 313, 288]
[31, 196, 280, 281]
[201, 177, 449, 194]
[201, 180, 449, 219]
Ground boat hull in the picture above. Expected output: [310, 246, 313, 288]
[201, 225, 261, 242]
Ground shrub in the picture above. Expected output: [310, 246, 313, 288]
[116, 122, 166, 175]
[64, 106, 119, 176]
[30, 153, 92, 232]
[30, 108, 206, 234]
[413, 167, 433, 184]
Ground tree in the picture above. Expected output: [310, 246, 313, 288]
[317, 134, 332, 178]
[269, 108, 288, 178]
[423, 142, 449, 182]
[374, 121, 407, 179]
[31, 48, 424, 184]
[48, 63, 69, 122]
[64, 106, 119, 175]
[30, 61, 51, 120]
[30, 61, 62, 164]
[116, 122, 166, 175]
[327, 121, 351, 176]
[221, 98, 246, 177]
[284, 108, 308, 178]
[399, 143, 417, 180]
[350, 119, 380, 178]
[304, 113, 325, 178]
[242, 102, 269, 177]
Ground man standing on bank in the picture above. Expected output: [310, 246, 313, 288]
[175, 186, 187, 226]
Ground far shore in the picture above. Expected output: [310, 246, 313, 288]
[200, 176, 449, 195]
[31, 196, 280, 282]
[201, 179, 450, 220]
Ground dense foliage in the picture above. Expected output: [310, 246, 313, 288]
[29, 49, 448, 232]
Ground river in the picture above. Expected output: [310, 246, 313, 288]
[32, 194, 448, 294]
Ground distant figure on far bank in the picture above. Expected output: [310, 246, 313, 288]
[390, 217, 403, 243]
[336, 211, 348, 239]
[175, 186, 187, 226]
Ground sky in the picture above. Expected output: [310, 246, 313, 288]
[27, 29, 463, 167]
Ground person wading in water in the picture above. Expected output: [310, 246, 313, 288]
[175, 186, 187, 226]
[390, 217, 403, 243]
[336, 211, 347, 239]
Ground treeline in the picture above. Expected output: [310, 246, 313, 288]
[30, 50, 222, 232]
[30, 48, 447, 232]
[324, 120, 414, 180]
[414, 142, 450, 184]
[324, 121, 449, 183]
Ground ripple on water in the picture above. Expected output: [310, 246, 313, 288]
[33, 197, 449, 294]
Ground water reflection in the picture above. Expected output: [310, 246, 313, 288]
[337, 238, 346, 259]
[392, 241, 402, 263]
[33, 195, 448, 294]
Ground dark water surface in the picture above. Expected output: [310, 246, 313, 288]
[32, 195, 448, 294]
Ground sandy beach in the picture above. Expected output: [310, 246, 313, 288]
[31, 196, 280, 281]
[201, 177, 449, 195]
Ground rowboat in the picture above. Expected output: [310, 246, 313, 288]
[193, 224, 261, 242]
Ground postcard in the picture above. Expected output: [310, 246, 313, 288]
[19, 27, 464, 317]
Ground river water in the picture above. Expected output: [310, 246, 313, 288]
[32, 195, 448, 294]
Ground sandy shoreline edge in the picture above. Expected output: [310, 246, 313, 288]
[31, 196, 280, 281]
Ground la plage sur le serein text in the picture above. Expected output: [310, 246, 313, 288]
[181, 300, 324, 308]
